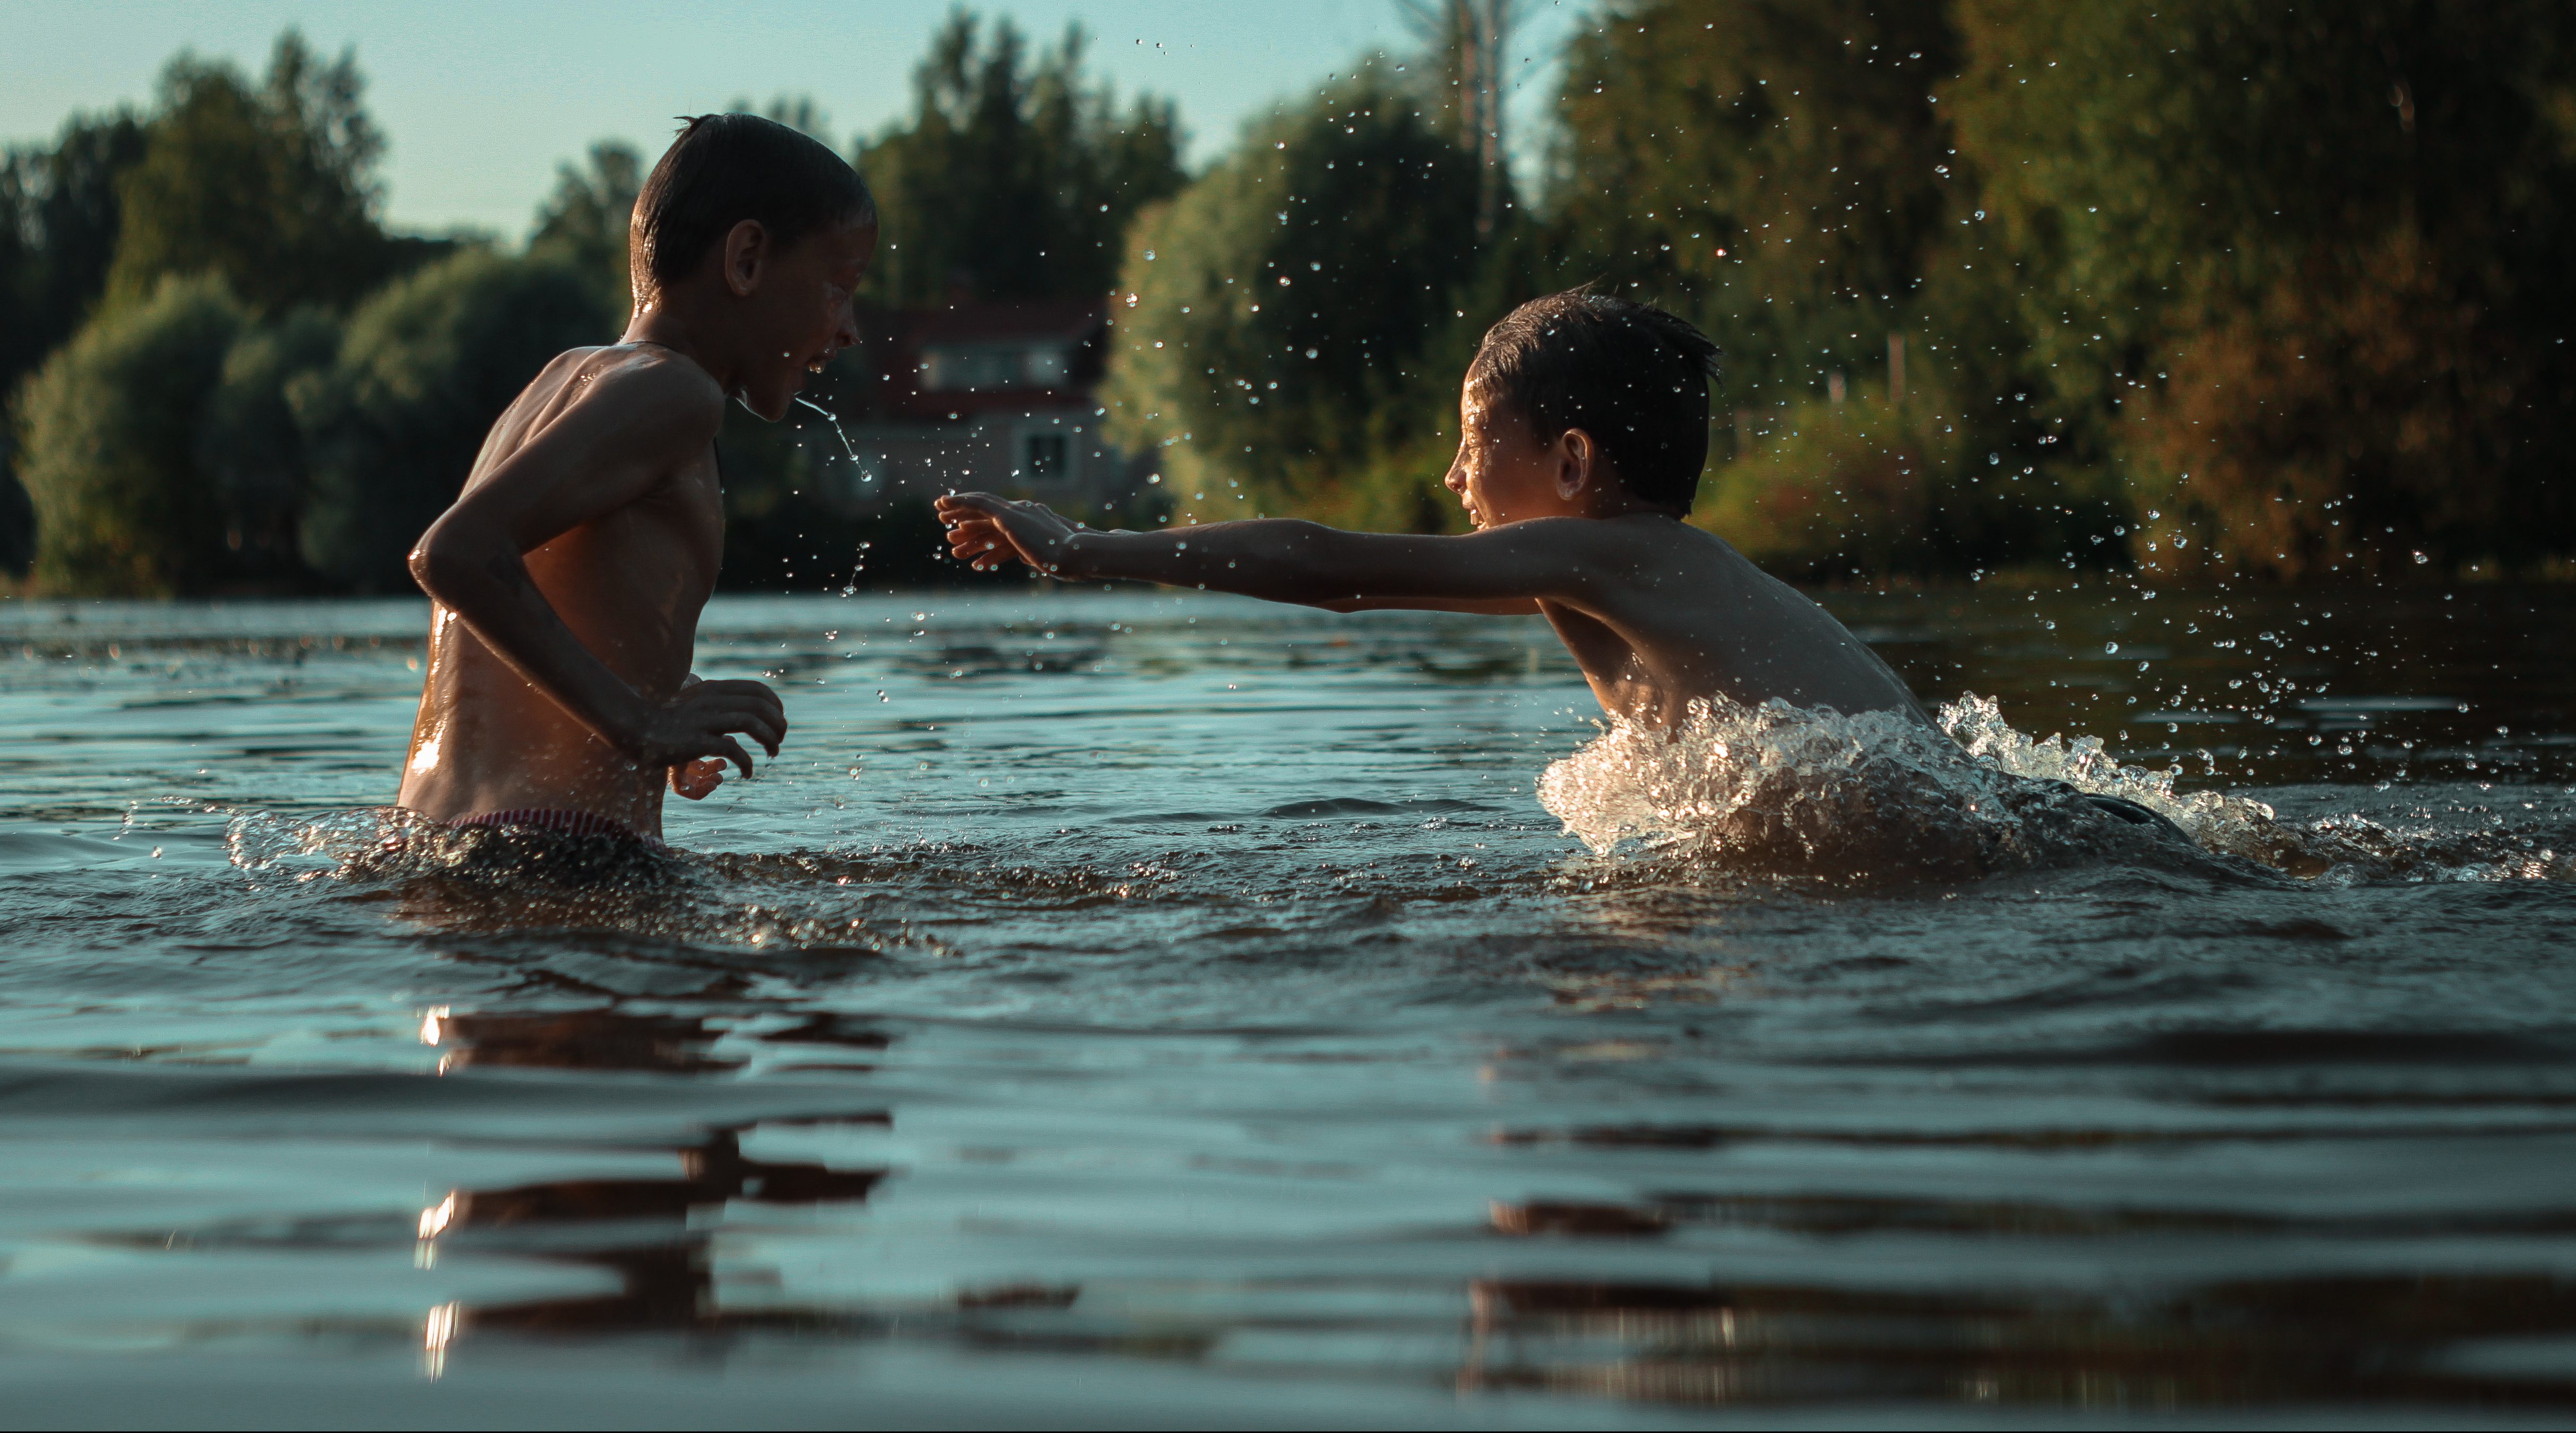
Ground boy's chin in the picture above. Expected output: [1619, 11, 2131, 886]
[736, 385, 795, 422]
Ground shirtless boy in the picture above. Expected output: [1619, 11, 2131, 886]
[396, 115, 874, 844]
[936, 290, 1930, 732]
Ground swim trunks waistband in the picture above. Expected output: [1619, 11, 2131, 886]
[453, 808, 660, 847]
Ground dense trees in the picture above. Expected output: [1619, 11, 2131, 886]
[1100, 75, 1486, 529]
[6, 35, 606, 594]
[1093, 0, 2576, 581]
[105, 34, 421, 316]
[527, 141, 644, 324]
[855, 13, 1186, 306]
[14, 276, 250, 594]
[297, 251, 615, 589]
[1951, 0, 2576, 580]
[8, 5, 2575, 595]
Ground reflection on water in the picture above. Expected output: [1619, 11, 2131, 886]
[2, 587, 2574, 1424]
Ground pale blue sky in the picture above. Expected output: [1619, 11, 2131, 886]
[3, 1, 1581, 238]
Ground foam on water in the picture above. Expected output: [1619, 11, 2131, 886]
[1538, 692, 2575, 885]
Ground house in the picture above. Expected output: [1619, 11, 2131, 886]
[811, 299, 1156, 515]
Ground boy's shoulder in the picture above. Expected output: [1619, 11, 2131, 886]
[591, 343, 727, 425]
[533, 343, 727, 450]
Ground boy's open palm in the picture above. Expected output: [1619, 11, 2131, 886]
[938, 493, 1076, 573]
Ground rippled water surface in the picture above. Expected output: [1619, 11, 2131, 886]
[4, 583, 2574, 1428]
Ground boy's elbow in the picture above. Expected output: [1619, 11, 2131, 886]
[407, 524, 478, 599]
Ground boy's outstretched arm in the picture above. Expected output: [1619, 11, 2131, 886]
[937, 492, 1584, 613]
[409, 360, 784, 777]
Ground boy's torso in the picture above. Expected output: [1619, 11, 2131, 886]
[396, 345, 724, 833]
[1536, 518, 1928, 727]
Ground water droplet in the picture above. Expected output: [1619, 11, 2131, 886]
[2104, 642, 2120, 655]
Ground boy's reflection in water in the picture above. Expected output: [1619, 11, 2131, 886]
[1469, 1203, 2576, 1412]
[405, 1010, 2576, 1412]
[412, 1006, 904, 1348]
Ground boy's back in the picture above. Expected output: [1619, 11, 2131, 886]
[1492, 515, 1925, 727]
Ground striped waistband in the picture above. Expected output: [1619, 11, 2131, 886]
[452, 807, 659, 847]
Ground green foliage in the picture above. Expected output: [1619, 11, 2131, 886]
[0, 110, 151, 571]
[1550, 0, 1960, 409]
[1, 111, 150, 390]
[528, 141, 644, 325]
[1699, 381, 1960, 577]
[1099, 75, 1485, 527]
[296, 249, 613, 590]
[200, 306, 342, 580]
[1948, 0, 2576, 578]
[15, 274, 250, 594]
[105, 32, 395, 315]
[856, 12, 1185, 305]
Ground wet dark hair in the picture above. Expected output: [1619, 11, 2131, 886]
[1468, 290, 1721, 512]
[630, 114, 875, 299]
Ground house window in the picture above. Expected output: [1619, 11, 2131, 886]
[1023, 433, 1069, 481]
[920, 343, 1074, 392]
[1024, 346, 1070, 387]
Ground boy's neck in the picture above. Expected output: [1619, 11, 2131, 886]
[623, 296, 741, 395]
[1569, 485, 1682, 523]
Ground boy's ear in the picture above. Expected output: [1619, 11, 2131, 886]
[722, 219, 770, 299]
[1557, 428, 1598, 500]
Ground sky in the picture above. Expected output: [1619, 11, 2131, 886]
[2, 1, 1581, 239]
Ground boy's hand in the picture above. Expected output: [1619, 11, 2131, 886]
[937, 492, 1080, 575]
[634, 675, 784, 781]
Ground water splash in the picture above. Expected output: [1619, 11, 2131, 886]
[1537, 696, 2143, 882]
[1535, 694, 2571, 885]
[795, 397, 865, 473]
[793, 397, 878, 596]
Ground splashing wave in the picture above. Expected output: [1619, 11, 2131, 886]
[1536, 694, 2570, 885]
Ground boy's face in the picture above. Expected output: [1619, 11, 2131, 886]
[731, 217, 876, 421]
[1447, 379, 1586, 529]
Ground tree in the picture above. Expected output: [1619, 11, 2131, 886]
[528, 140, 644, 323]
[1949, 0, 2576, 578]
[198, 306, 342, 580]
[1099, 75, 1485, 528]
[0, 111, 151, 571]
[1549, 0, 1964, 418]
[855, 11, 1185, 306]
[1396, 0, 1536, 237]
[14, 275, 250, 594]
[104, 32, 396, 315]
[296, 249, 614, 589]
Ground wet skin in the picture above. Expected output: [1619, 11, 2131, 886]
[399, 218, 874, 836]
[939, 379, 1930, 728]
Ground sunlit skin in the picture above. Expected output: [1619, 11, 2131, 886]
[396, 216, 874, 837]
[939, 374, 1930, 728]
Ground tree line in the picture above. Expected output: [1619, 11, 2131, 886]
[0, 18, 1181, 595]
[1109, 0, 2576, 583]
[7, 2, 2572, 596]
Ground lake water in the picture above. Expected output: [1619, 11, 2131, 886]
[2, 581, 2573, 1428]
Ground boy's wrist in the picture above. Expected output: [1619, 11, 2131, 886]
[1058, 529, 1100, 579]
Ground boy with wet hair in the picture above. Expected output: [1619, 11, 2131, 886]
[395, 114, 875, 845]
[938, 289, 1930, 729]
